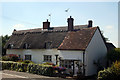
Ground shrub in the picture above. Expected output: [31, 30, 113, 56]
[27, 63, 54, 76]
[2, 54, 19, 61]
[22, 60, 34, 64]
[2, 55, 11, 61]
[97, 61, 120, 80]
[1, 61, 55, 76]
[43, 62, 55, 66]
[107, 48, 120, 62]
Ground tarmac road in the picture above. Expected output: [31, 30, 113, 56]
[0, 70, 74, 80]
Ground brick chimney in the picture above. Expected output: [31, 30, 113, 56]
[43, 19, 50, 29]
[67, 16, 74, 31]
[88, 20, 93, 28]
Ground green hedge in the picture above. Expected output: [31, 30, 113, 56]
[1, 61, 55, 76]
[27, 64, 54, 76]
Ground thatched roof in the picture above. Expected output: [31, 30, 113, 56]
[5, 25, 98, 50]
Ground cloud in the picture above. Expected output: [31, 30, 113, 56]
[103, 25, 114, 33]
[12, 24, 26, 30]
[105, 25, 113, 30]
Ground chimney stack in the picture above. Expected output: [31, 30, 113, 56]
[14, 29, 16, 31]
[43, 19, 50, 29]
[67, 16, 74, 31]
[88, 20, 93, 28]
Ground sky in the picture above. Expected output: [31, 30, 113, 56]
[0, 2, 118, 47]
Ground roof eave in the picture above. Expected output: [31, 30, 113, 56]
[57, 48, 85, 51]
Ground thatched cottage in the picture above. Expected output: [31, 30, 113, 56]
[5, 16, 108, 76]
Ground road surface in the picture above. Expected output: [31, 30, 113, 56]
[0, 70, 74, 80]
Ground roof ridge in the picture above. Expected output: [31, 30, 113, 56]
[13, 25, 88, 32]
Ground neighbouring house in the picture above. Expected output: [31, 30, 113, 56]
[106, 43, 116, 52]
[106, 42, 116, 66]
[4, 16, 108, 76]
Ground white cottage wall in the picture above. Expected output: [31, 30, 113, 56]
[85, 28, 107, 76]
[7, 49, 24, 59]
[59, 50, 83, 60]
[7, 49, 60, 64]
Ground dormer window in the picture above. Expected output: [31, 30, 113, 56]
[7, 44, 14, 49]
[45, 42, 52, 49]
[23, 43, 29, 49]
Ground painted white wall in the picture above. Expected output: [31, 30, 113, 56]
[7, 49, 60, 64]
[85, 28, 107, 76]
[7, 49, 84, 64]
[7, 49, 24, 58]
[59, 50, 83, 61]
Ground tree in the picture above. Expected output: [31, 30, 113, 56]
[107, 48, 120, 62]
[98, 61, 120, 80]
[100, 30, 109, 42]
[1, 35, 10, 56]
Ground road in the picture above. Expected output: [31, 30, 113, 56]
[0, 70, 74, 80]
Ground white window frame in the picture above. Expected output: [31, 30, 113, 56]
[60, 60, 72, 69]
[25, 55, 31, 60]
[44, 55, 52, 62]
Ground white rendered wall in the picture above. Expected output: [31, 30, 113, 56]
[7, 49, 24, 59]
[59, 50, 83, 61]
[85, 28, 107, 76]
[7, 49, 84, 64]
[7, 49, 59, 64]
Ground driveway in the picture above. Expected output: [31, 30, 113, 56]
[0, 70, 74, 80]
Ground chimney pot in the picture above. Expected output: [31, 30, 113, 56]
[14, 29, 16, 31]
[67, 16, 74, 31]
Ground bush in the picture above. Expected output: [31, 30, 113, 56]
[1, 61, 27, 72]
[27, 63, 54, 76]
[43, 62, 55, 66]
[1, 61, 55, 76]
[107, 48, 120, 62]
[97, 61, 120, 80]
[22, 60, 34, 64]
[2, 54, 19, 61]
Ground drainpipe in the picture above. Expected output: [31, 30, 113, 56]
[83, 51, 85, 76]
[55, 55, 58, 65]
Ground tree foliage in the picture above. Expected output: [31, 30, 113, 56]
[98, 61, 120, 80]
[107, 48, 120, 62]
[100, 30, 109, 42]
[1, 35, 10, 56]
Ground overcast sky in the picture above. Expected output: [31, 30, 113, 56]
[0, 2, 118, 47]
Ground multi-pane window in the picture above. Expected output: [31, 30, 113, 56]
[23, 43, 29, 49]
[25, 55, 31, 60]
[18, 55, 21, 58]
[44, 55, 52, 62]
[7, 44, 14, 49]
[45, 42, 52, 49]
[60, 60, 72, 68]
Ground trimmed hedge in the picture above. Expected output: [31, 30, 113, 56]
[27, 64, 54, 76]
[2, 61, 28, 72]
[1, 61, 55, 76]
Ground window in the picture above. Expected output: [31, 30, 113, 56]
[25, 55, 31, 60]
[18, 55, 21, 58]
[45, 42, 52, 49]
[44, 55, 52, 62]
[60, 60, 72, 69]
[23, 43, 29, 49]
[7, 44, 14, 49]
